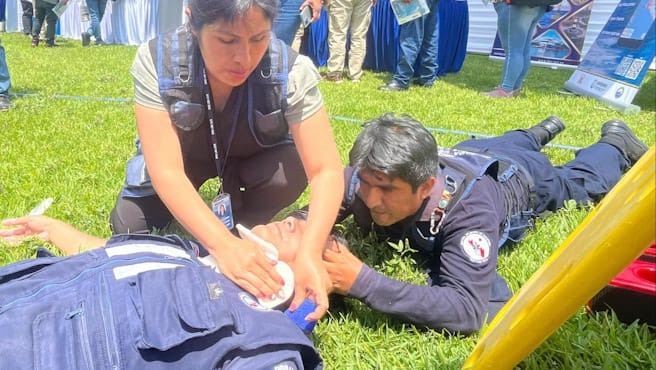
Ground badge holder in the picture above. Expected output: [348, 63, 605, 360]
[212, 192, 234, 230]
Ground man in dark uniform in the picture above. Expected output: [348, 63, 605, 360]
[323, 113, 648, 334]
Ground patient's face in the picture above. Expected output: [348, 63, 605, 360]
[252, 217, 308, 263]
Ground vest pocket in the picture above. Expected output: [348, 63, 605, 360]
[127, 266, 237, 351]
[169, 101, 205, 131]
[124, 153, 154, 195]
[253, 109, 290, 147]
[33, 303, 95, 370]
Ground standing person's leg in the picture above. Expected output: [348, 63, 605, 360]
[513, 6, 546, 91]
[379, 17, 423, 90]
[86, 0, 102, 43]
[346, 0, 372, 81]
[0, 38, 11, 111]
[273, 0, 305, 45]
[21, 0, 34, 36]
[326, 0, 352, 81]
[394, 18, 423, 87]
[31, 1, 46, 46]
[498, 5, 544, 92]
[229, 145, 307, 227]
[97, 0, 108, 24]
[43, 2, 58, 47]
[415, 0, 439, 86]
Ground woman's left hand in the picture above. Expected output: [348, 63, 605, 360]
[290, 250, 332, 321]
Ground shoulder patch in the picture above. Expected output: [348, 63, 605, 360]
[238, 292, 270, 312]
[459, 231, 491, 264]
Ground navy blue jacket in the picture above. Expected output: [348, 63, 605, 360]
[338, 147, 528, 333]
[0, 234, 322, 369]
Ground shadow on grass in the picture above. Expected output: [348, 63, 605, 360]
[633, 73, 655, 112]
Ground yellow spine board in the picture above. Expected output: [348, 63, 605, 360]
[463, 146, 656, 370]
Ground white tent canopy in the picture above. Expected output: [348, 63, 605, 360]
[3, 0, 186, 45]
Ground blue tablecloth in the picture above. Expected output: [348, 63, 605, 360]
[0, 0, 6, 22]
[306, 0, 469, 75]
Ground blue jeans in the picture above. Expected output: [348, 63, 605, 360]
[393, 0, 440, 87]
[0, 38, 10, 95]
[493, 2, 546, 92]
[273, 0, 304, 45]
[86, 0, 108, 41]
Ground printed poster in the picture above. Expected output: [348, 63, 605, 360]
[564, 0, 656, 111]
[491, 0, 595, 67]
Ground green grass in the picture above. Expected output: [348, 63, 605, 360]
[1, 32, 655, 369]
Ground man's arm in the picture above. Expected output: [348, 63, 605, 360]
[0, 216, 106, 255]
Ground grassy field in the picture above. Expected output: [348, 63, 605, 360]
[1, 31, 655, 369]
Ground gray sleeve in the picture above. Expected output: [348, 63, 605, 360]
[130, 43, 166, 111]
[284, 55, 324, 125]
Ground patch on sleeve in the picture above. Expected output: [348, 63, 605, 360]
[460, 231, 491, 264]
[238, 292, 270, 312]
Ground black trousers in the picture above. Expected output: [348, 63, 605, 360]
[32, 0, 58, 45]
[21, 0, 33, 35]
[110, 144, 307, 234]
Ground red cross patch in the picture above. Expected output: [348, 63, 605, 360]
[460, 231, 491, 264]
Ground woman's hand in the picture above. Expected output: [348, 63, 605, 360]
[290, 249, 332, 321]
[213, 236, 285, 301]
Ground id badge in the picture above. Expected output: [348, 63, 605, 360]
[212, 193, 234, 230]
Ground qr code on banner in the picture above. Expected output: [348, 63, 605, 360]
[614, 57, 633, 76]
[625, 59, 646, 80]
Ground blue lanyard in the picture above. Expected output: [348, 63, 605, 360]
[202, 66, 243, 183]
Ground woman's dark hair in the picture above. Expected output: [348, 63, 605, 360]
[188, 0, 279, 30]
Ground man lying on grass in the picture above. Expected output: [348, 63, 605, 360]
[326, 113, 648, 333]
[0, 214, 327, 369]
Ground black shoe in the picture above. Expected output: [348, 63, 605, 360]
[526, 116, 566, 146]
[31, 38, 39, 47]
[0, 95, 10, 111]
[599, 119, 648, 166]
[415, 77, 437, 88]
[378, 81, 408, 91]
[46, 42, 59, 48]
[82, 32, 91, 46]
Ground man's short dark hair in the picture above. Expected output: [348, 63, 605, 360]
[349, 113, 439, 191]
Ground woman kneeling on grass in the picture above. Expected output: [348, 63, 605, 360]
[109, 0, 343, 321]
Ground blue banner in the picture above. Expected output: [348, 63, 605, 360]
[564, 0, 655, 112]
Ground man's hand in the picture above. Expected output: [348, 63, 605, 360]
[0, 216, 106, 255]
[322, 241, 364, 295]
